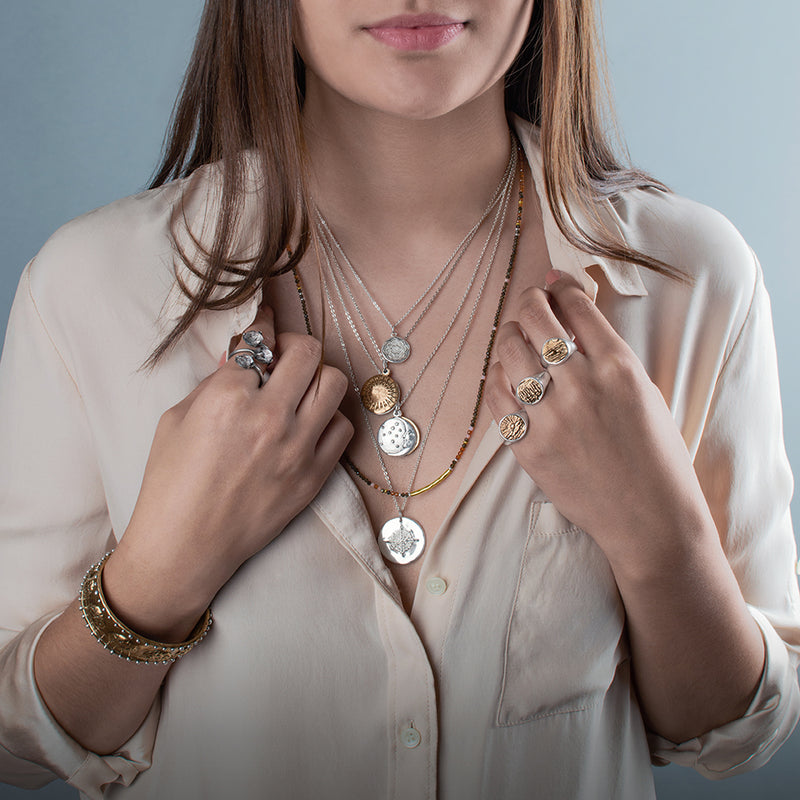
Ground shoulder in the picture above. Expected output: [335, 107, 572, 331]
[27, 179, 186, 319]
[514, 115, 757, 320]
[22, 161, 230, 347]
[26, 185, 179, 311]
[612, 187, 757, 309]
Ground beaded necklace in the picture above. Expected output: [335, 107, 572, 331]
[292, 144, 525, 564]
[291, 144, 525, 504]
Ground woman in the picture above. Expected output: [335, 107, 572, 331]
[1, 1, 798, 798]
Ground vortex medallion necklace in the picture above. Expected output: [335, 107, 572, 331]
[292, 142, 526, 564]
[314, 142, 517, 460]
[316, 158, 512, 460]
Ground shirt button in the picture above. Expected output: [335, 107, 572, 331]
[400, 726, 421, 748]
[425, 576, 447, 595]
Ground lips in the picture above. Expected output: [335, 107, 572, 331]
[364, 14, 467, 52]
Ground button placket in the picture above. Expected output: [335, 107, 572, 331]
[377, 593, 438, 800]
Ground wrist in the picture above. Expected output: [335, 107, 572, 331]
[601, 511, 724, 591]
[102, 542, 215, 643]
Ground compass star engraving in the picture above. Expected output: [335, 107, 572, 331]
[385, 521, 420, 558]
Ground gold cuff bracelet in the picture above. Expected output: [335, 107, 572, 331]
[79, 552, 212, 665]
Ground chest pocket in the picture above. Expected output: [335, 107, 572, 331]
[496, 502, 628, 726]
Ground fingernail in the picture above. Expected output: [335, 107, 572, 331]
[545, 269, 562, 286]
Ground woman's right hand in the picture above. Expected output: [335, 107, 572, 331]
[102, 306, 353, 641]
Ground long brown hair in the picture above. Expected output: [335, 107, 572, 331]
[146, 0, 681, 366]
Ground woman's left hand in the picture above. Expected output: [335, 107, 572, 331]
[486, 269, 717, 577]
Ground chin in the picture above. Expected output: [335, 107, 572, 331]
[369, 96, 463, 121]
[354, 71, 486, 121]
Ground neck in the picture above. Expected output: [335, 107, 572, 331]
[301, 77, 513, 244]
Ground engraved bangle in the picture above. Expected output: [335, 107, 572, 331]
[79, 552, 213, 665]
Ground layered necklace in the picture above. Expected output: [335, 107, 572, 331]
[316, 143, 516, 460]
[293, 135, 526, 564]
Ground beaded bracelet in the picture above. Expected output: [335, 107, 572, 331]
[79, 552, 212, 665]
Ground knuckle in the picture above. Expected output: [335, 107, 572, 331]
[263, 404, 294, 440]
[484, 365, 509, 410]
[268, 439, 300, 476]
[600, 350, 639, 383]
[495, 334, 531, 366]
[324, 365, 350, 398]
[567, 292, 594, 320]
[207, 378, 251, 412]
[340, 414, 355, 439]
[332, 412, 355, 446]
[517, 289, 550, 329]
[296, 335, 323, 362]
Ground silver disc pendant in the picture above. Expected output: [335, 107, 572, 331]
[378, 413, 420, 457]
[379, 517, 426, 564]
[381, 336, 411, 364]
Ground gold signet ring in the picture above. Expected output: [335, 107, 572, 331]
[499, 410, 529, 445]
[541, 336, 577, 366]
[515, 372, 551, 405]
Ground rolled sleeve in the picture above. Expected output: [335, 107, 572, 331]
[0, 611, 161, 798]
[648, 606, 800, 777]
[650, 253, 800, 775]
[0, 261, 159, 794]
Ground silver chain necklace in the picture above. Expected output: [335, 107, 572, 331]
[316, 152, 515, 459]
[317, 167, 514, 564]
[313, 136, 516, 366]
[313, 142, 517, 459]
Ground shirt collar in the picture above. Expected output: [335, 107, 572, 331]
[159, 164, 264, 332]
[511, 114, 648, 300]
[160, 118, 647, 327]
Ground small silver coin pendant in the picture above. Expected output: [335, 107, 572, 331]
[381, 336, 411, 364]
[378, 411, 420, 457]
[379, 517, 426, 565]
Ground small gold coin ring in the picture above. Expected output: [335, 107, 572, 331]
[541, 336, 577, 366]
[360, 373, 400, 415]
[498, 410, 529, 445]
[515, 372, 551, 405]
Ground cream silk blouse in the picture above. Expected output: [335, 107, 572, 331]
[1, 119, 799, 800]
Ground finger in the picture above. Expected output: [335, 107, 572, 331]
[484, 360, 531, 445]
[227, 305, 277, 359]
[486, 361, 530, 444]
[259, 332, 324, 410]
[494, 322, 552, 405]
[515, 285, 580, 369]
[544, 270, 618, 356]
[315, 410, 355, 465]
[296, 364, 349, 440]
[223, 305, 277, 378]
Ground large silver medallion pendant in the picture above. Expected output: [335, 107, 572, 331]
[381, 336, 411, 364]
[378, 413, 420, 457]
[379, 517, 425, 564]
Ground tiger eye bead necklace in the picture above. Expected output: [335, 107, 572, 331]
[315, 152, 514, 459]
[292, 142, 525, 563]
[313, 134, 518, 458]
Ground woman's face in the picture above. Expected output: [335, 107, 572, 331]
[294, 1, 535, 120]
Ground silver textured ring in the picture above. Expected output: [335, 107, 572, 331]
[242, 330, 264, 347]
[498, 410, 528, 445]
[515, 371, 551, 405]
[233, 352, 266, 388]
[241, 331, 274, 364]
[540, 336, 577, 367]
[229, 345, 274, 366]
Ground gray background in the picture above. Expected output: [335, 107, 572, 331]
[1, 1, 798, 797]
